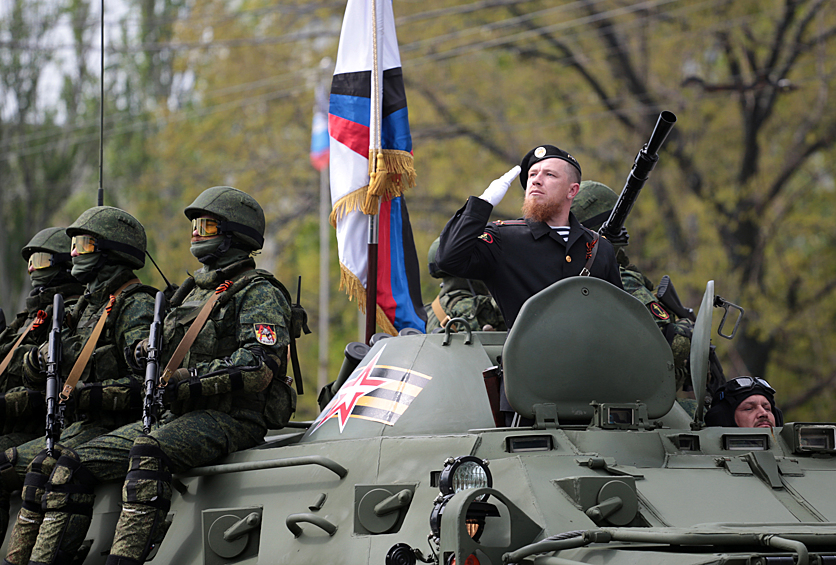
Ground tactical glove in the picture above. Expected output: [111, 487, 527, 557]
[22, 346, 46, 389]
[479, 166, 521, 207]
[604, 226, 630, 249]
[133, 338, 149, 365]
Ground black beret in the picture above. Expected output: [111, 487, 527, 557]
[519, 144, 582, 190]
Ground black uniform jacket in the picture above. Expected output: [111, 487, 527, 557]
[436, 196, 623, 328]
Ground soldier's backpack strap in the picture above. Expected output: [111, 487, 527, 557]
[431, 295, 450, 329]
[160, 279, 233, 386]
[579, 228, 600, 277]
[60, 278, 140, 402]
[0, 309, 49, 377]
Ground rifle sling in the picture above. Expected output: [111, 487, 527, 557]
[0, 310, 48, 377]
[159, 280, 232, 386]
[60, 279, 140, 402]
[431, 295, 450, 328]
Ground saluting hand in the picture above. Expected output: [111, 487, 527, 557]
[479, 166, 521, 207]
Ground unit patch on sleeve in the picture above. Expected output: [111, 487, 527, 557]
[649, 302, 670, 321]
[478, 232, 494, 244]
[254, 323, 278, 345]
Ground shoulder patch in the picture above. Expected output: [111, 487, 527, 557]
[478, 232, 494, 244]
[649, 302, 671, 321]
[254, 323, 278, 345]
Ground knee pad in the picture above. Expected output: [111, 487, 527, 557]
[124, 436, 173, 512]
[42, 448, 97, 515]
[20, 451, 54, 514]
[0, 447, 21, 496]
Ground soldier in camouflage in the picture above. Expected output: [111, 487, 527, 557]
[5, 187, 296, 565]
[1, 208, 157, 563]
[424, 238, 505, 332]
[0, 228, 85, 536]
[571, 181, 717, 400]
[0, 228, 85, 436]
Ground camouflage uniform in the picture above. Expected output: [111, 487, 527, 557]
[425, 238, 505, 333]
[571, 181, 714, 401]
[9, 187, 295, 565]
[0, 228, 85, 449]
[425, 278, 506, 332]
[3, 208, 155, 565]
[0, 228, 85, 539]
[620, 261, 694, 392]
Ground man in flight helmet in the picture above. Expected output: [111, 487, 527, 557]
[425, 237, 505, 332]
[6, 187, 298, 565]
[2, 207, 157, 564]
[704, 376, 783, 428]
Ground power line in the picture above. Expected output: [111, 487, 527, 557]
[0, 0, 817, 158]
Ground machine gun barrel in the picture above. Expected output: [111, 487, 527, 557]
[143, 291, 166, 434]
[45, 294, 64, 457]
[599, 111, 677, 241]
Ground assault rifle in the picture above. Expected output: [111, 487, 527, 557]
[143, 291, 166, 434]
[45, 294, 64, 457]
[599, 111, 677, 243]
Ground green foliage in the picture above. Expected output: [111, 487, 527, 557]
[3, 0, 836, 423]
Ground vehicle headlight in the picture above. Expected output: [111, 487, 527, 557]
[439, 456, 492, 496]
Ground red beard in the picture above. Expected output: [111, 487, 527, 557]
[522, 196, 563, 224]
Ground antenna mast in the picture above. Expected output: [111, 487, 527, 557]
[97, 0, 104, 207]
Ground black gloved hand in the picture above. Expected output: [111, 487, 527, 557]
[603, 226, 629, 248]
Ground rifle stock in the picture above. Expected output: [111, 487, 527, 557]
[45, 294, 64, 457]
[143, 291, 166, 434]
[599, 111, 677, 241]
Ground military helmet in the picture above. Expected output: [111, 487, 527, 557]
[428, 237, 449, 279]
[21, 227, 73, 265]
[571, 180, 618, 230]
[184, 186, 265, 250]
[66, 207, 146, 269]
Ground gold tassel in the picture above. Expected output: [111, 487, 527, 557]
[376, 305, 397, 336]
[362, 149, 417, 215]
[339, 263, 397, 337]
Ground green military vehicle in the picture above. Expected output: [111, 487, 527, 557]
[4, 276, 836, 565]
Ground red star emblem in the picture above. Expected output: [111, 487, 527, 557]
[311, 347, 389, 433]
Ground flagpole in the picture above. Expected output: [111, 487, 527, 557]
[365, 0, 383, 345]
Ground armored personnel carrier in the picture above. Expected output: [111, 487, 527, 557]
[4, 276, 836, 565]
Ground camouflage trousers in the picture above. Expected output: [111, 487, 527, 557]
[0, 422, 109, 547]
[7, 408, 265, 565]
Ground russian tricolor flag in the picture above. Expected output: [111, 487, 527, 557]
[310, 84, 330, 172]
[329, 0, 425, 335]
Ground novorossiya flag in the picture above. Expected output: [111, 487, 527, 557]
[328, 0, 426, 334]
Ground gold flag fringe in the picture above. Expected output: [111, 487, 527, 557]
[329, 186, 368, 228]
[362, 149, 417, 215]
[339, 263, 397, 336]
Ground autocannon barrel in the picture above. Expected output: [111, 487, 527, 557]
[599, 111, 677, 241]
